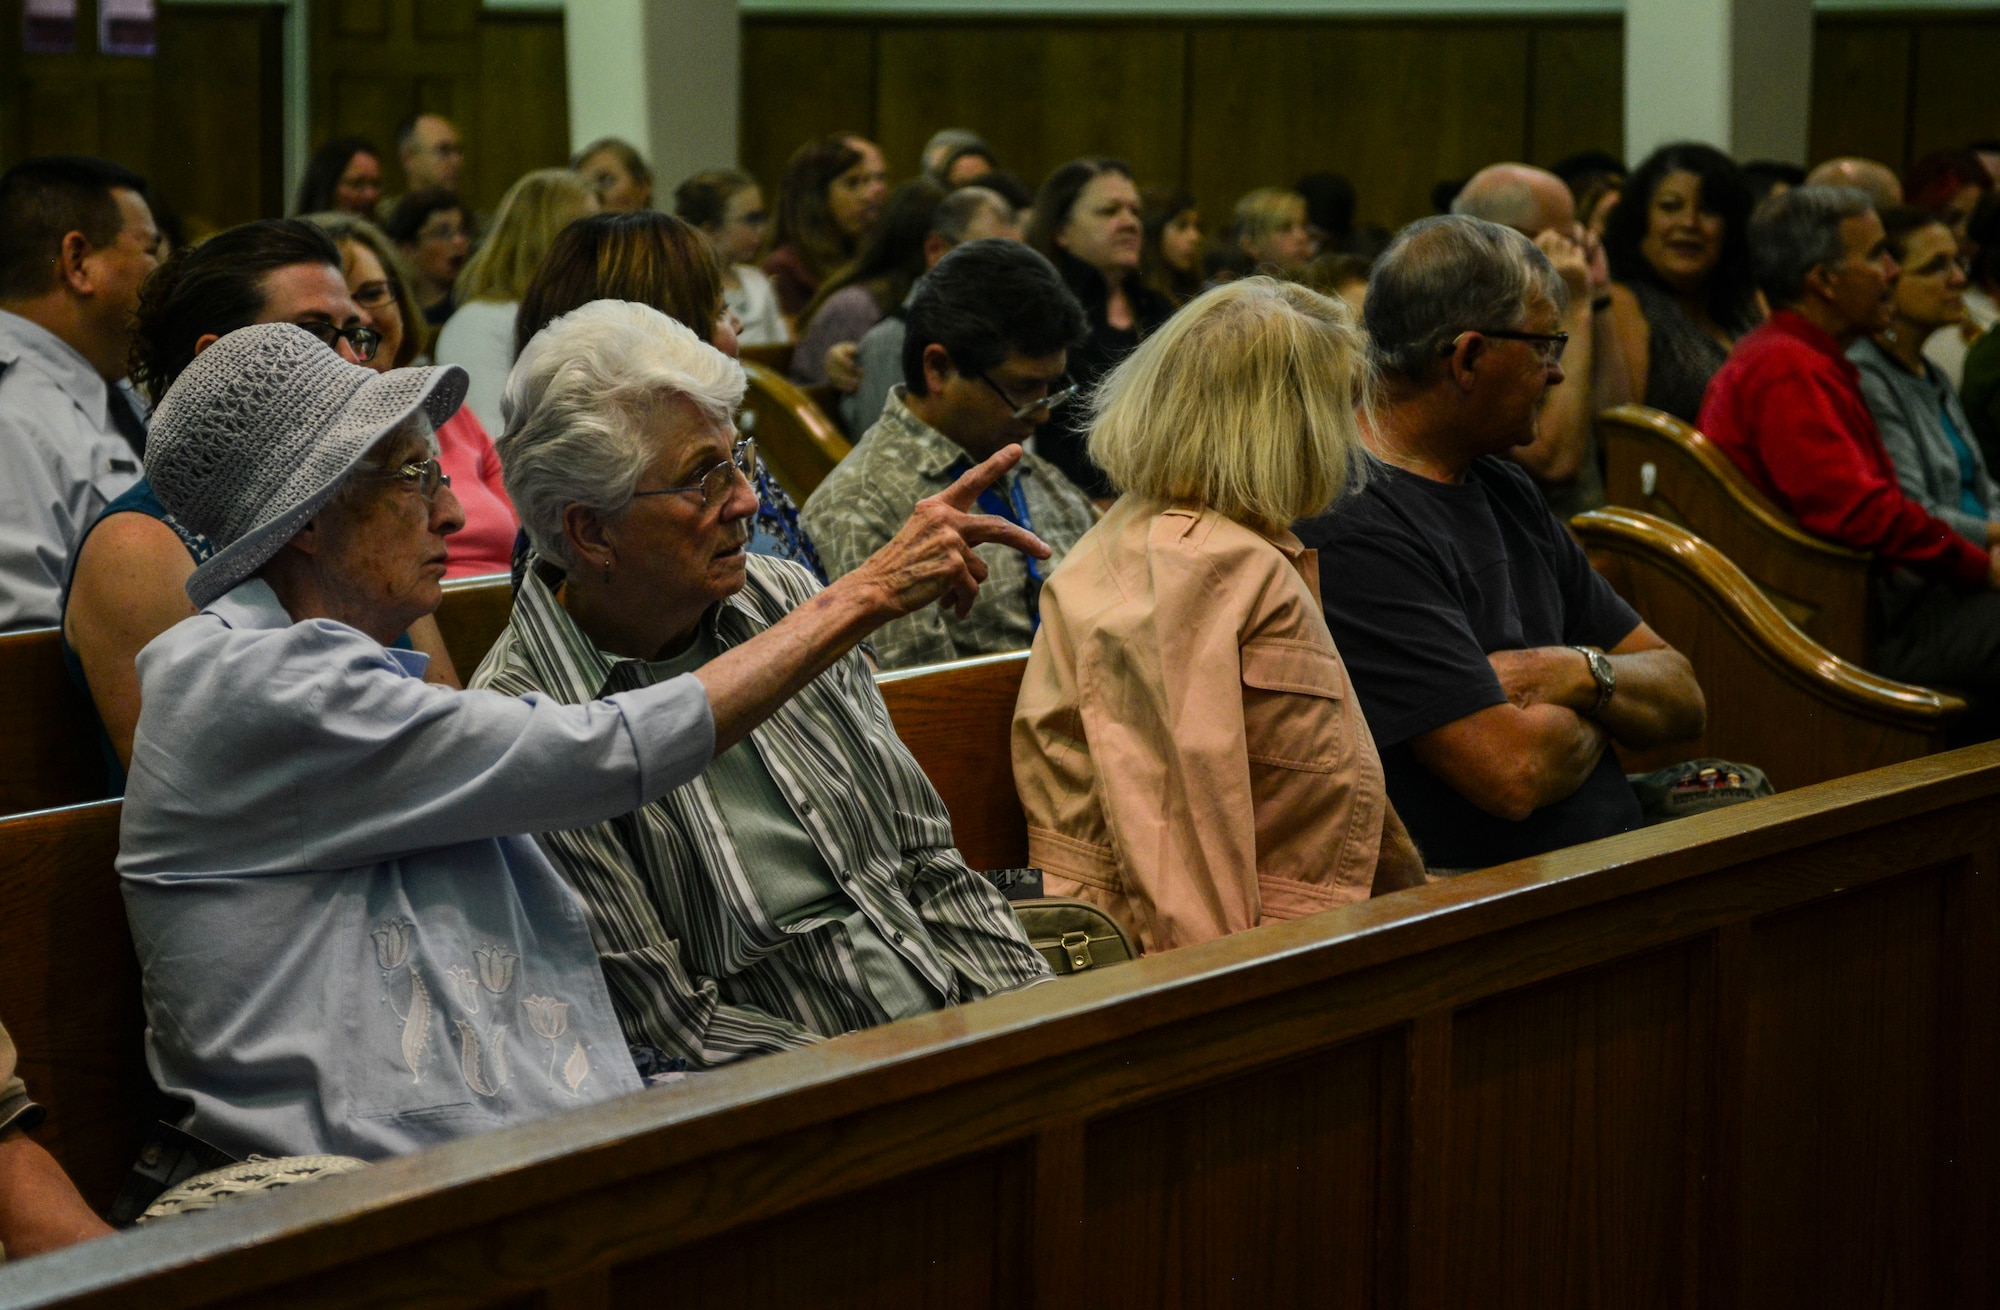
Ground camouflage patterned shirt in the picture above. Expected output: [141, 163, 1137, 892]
[800, 387, 1100, 670]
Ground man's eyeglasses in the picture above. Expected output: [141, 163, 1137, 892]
[1446, 328, 1569, 364]
[296, 320, 382, 363]
[979, 371, 1081, 421]
[374, 457, 451, 503]
[630, 438, 758, 511]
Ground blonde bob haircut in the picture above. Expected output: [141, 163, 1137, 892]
[1086, 276, 1370, 533]
[1232, 187, 1308, 242]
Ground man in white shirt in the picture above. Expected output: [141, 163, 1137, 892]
[0, 155, 162, 630]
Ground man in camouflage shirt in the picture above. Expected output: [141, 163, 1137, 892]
[802, 240, 1100, 670]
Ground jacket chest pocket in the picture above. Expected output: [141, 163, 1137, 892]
[1240, 639, 1353, 774]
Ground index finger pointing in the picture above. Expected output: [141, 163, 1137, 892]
[936, 444, 1025, 512]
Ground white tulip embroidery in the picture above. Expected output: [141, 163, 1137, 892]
[562, 1040, 591, 1096]
[474, 944, 518, 994]
[400, 972, 432, 1084]
[371, 918, 412, 972]
[443, 965, 480, 1015]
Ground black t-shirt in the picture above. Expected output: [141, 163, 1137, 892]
[1296, 456, 1644, 869]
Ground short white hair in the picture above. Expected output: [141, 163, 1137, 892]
[498, 299, 746, 569]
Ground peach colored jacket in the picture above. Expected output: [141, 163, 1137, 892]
[1011, 497, 1391, 954]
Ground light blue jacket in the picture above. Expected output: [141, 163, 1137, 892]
[118, 580, 714, 1160]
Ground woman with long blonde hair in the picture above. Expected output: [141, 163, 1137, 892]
[1012, 277, 1425, 955]
[434, 167, 598, 432]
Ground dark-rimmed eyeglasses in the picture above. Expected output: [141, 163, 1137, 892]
[384, 457, 451, 502]
[630, 438, 758, 511]
[296, 320, 382, 363]
[1446, 328, 1569, 364]
[978, 371, 1080, 421]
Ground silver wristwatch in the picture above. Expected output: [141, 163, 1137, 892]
[1570, 645, 1615, 715]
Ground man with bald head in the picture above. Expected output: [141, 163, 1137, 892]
[1805, 158, 1903, 211]
[1451, 162, 1624, 518]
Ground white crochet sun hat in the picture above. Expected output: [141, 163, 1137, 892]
[146, 323, 468, 609]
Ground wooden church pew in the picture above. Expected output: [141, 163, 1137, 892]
[1600, 403, 1874, 664]
[0, 800, 146, 1215]
[874, 650, 1031, 871]
[739, 361, 852, 501]
[431, 572, 513, 677]
[0, 629, 104, 819]
[1574, 507, 1964, 790]
[8, 741, 2000, 1307]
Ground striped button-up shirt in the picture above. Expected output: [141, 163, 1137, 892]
[470, 555, 1051, 1067]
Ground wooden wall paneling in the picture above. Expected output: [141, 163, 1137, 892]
[1809, 19, 1912, 172]
[872, 22, 1186, 199]
[1739, 868, 1951, 1308]
[1185, 22, 1531, 236]
[1442, 943, 1701, 1309]
[477, 14, 572, 213]
[1082, 1034, 1402, 1308]
[151, 5, 285, 231]
[739, 23, 878, 196]
[1908, 19, 2000, 166]
[1528, 22, 1623, 170]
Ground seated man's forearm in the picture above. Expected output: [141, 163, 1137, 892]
[1598, 648, 1706, 748]
[0, 1132, 110, 1258]
[1412, 701, 1610, 823]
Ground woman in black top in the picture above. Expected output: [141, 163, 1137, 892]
[1602, 143, 1763, 423]
[1028, 159, 1174, 498]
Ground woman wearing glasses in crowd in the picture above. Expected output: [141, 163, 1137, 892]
[1850, 207, 2000, 550]
[463, 300, 1051, 1075]
[61, 219, 461, 785]
[307, 212, 520, 579]
[514, 209, 826, 581]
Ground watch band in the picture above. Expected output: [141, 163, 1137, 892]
[1570, 645, 1615, 715]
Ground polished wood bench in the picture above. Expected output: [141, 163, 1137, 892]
[739, 361, 851, 501]
[875, 651, 1030, 871]
[1600, 403, 1874, 664]
[8, 742, 1999, 1307]
[1574, 507, 1964, 790]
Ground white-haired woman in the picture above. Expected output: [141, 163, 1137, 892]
[120, 319, 1044, 1164]
[1012, 278, 1426, 956]
[469, 300, 1051, 1070]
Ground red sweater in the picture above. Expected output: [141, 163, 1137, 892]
[1698, 310, 1988, 587]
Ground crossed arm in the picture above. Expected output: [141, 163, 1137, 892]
[1409, 623, 1705, 823]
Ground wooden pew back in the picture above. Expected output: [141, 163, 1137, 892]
[10, 744, 2000, 1308]
[0, 629, 106, 818]
[1575, 508, 1963, 789]
[432, 573, 513, 677]
[1600, 403, 1875, 663]
[739, 361, 852, 501]
[875, 651, 1030, 871]
[0, 801, 147, 1213]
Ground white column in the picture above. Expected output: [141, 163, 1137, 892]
[565, 0, 739, 191]
[1625, 0, 1813, 166]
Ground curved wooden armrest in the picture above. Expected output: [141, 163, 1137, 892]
[741, 361, 853, 499]
[1573, 507, 1964, 728]
[738, 342, 794, 373]
[1598, 404, 1870, 563]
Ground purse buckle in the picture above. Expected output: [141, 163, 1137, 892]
[1059, 931, 1093, 972]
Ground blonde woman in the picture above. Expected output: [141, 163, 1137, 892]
[1012, 278, 1426, 955]
[1233, 187, 1314, 275]
[434, 168, 598, 431]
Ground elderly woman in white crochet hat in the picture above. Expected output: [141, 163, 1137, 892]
[117, 322, 1046, 1165]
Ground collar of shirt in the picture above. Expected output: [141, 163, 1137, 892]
[0, 307, 110, 430]
[509, 562, 762, 703]
[1157, 503, 1320, 595]
[1768, 309, 1862, 383]
[879, 386, 1010, 486]
[205, 578, 432, 679]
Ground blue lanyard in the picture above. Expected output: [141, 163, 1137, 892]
[963, 466, 1043, 631]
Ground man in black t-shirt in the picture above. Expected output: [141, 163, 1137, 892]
[1299, 216, 1706, 870]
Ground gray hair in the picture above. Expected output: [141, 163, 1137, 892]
[933, 186, 1011, 243]
[1364, 215, 1566, 381]
[498, 299, 746, 569]
[1750, 184, 1875, 308]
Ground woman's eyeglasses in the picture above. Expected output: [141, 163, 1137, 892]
[979, 372, 1081, 421]
[296, 320, 383, 363]
[630, 439, 759, 511]
[385, 457, 451, 502]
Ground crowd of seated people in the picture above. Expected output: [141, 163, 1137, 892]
[6, 118, 2000, 1259]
